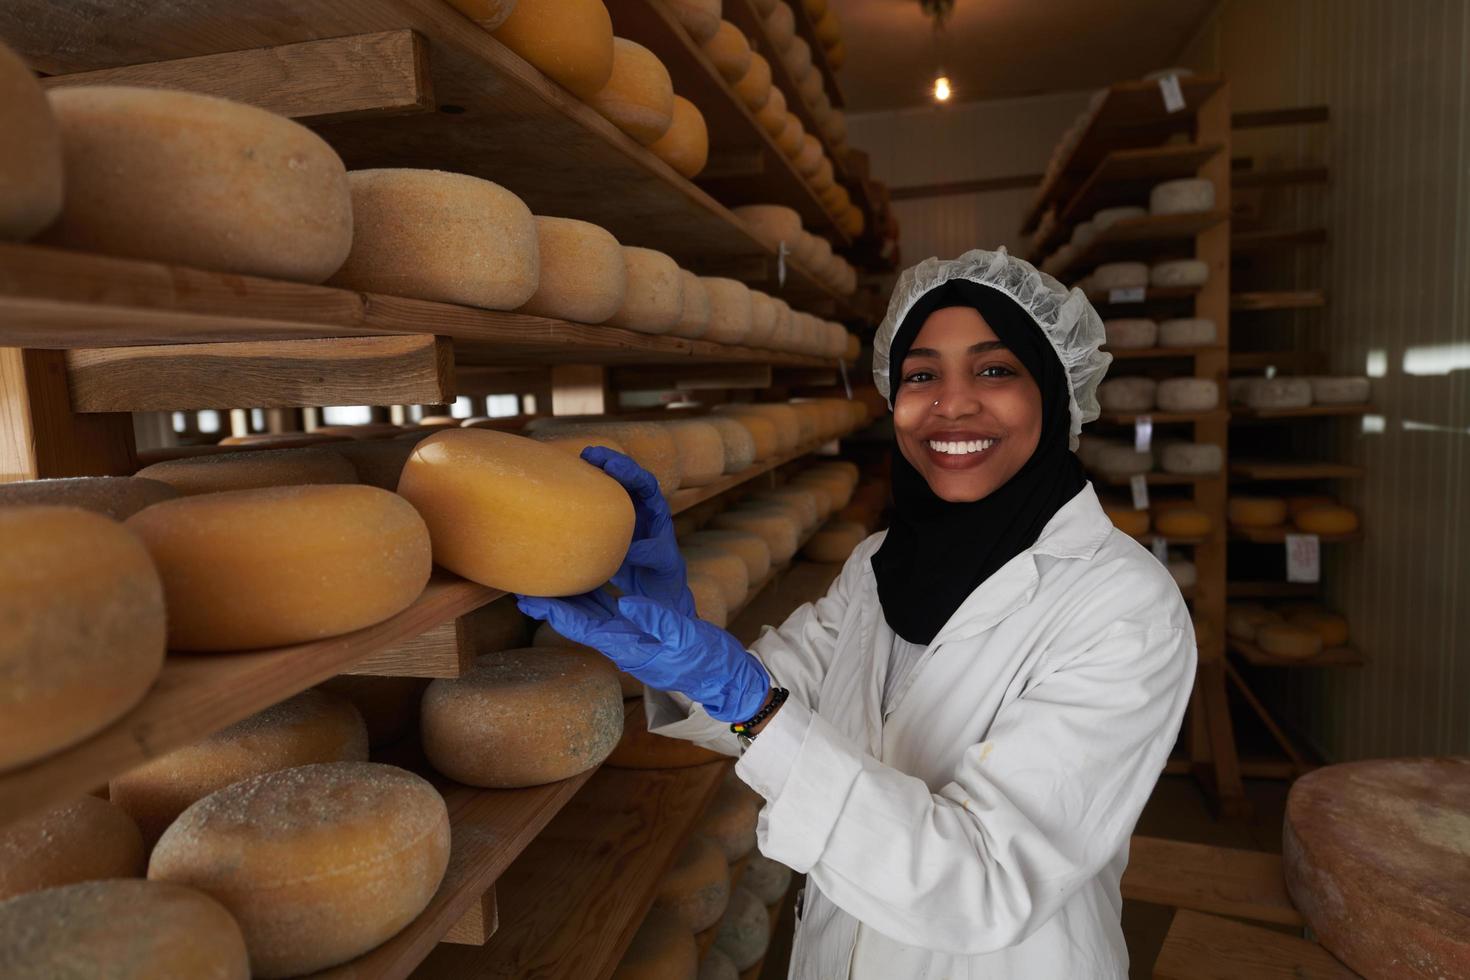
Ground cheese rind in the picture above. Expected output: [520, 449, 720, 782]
[1156, 378, 1219, 413]
[681, 544, 751, 606]
[702, 416, 758, 473]
[1092, 262, 1149, 290]
[492, 0, 616, 99]
[684, 529, 772, 581]
[1229, 496, 1288, 528]
[1149, 178, 1216, 215]
[742, 853, 793, 905]
[0, 796, 145, 902]
[1150, 259, 1210, 288]
[518, 216, 627, 324]
[803, 520, 866, 562]
[649, 95, 710, 179]
[441, 0, 518, 30]
[1256, 623, 1323, 660]
[1158, 317, 1217, 347]
[654, 834, 731, 932]
[591, 38, 676, 146]
[664, 420, 728, 487]
[671, 270, 712, 338]
[0, 475, 176, 519]
[701, 277, 755, 345]
[1155, 508, 1212, 539]
[734, 53, 773, 111]
[1160, 442, 1222, 475]
[714, 887, 770, 970]
[1104, 318, 1158, 350]
[607, 246, 684, 334]
[613, 907, 700, 980]
[1294, 505, 1359, 535]
[702, 21, 753, 83]
[1103, 504, 1150, 537]
[135, 446, 357, 496]
[526, 418, 682, 496]
[1097, 377, 1157, 413]
[666, 0, 722, 42]
[0, 40, 63, 241]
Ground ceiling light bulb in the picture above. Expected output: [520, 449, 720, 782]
[933, 74, 952, 102]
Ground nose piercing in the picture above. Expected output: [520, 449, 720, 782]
[933, 399, 939, 406]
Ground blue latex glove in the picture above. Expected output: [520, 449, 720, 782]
[516, 592, 771, 723]
[581, 445, 696, 617]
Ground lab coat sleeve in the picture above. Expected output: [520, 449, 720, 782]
[735, 620, 1195, 955]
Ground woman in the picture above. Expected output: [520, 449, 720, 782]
[519, 248, 1195, 979]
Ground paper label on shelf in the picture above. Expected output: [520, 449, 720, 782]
[1151, 537, 1170, 563]
[1134, 415, 1154, 453]
[777, 241, 789, 287]
[1158, 74, 1186, 113]
[1130, 473, 1151, 510]
[1285, 533, 1321, 583]
[1109, 286, 1146, 303]
[837, 357, 853, 399]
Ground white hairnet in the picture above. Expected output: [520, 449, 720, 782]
[872, 247, 1111, 450]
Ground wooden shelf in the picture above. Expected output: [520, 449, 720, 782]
[1230, 460, 1366, 481]
[1095, 409, 1229, 426]
[1085, 285, 1202, 307]
[1106, 345, 1225, 360]
[1231, 227, 1328, 251]
[0, 575, 501, 826]
[1054, 210, 1229, 278]
[1231, 403, 1374, 420]
[1057, 142, 1224, 227]
[1230, 639, 1365, 668]
[1230, 525, 1361, 544]
[667, 439, 827, 514]
[1231, 290, 1327, 312]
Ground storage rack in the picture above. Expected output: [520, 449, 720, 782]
[0, 3, 877, 976]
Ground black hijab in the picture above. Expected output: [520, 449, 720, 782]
[871, 279, 1087, 645]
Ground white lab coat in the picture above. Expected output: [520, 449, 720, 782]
[647, 483, 1195, 979]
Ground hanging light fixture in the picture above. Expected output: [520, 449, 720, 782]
[920, 0, 956, 104]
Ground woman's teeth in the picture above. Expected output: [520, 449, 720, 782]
[927, 439, 995, 455]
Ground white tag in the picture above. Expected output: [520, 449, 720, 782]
[837, 357, 853, 399]
[777, 241, 789, 287]
[1285, 534, 1321, 583]
[1130, 473, 1150, 510]
[1109, 286, 1146, 303]
[1134, 415, 1153, 452]
[818, 439, 841, 455]
[1158, 74, 1186, 113]
[1151, 537, 1170, 563]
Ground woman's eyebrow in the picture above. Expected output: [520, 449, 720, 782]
[904, 341, 1007, 359]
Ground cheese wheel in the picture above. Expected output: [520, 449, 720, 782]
[1150, 178, 1216, 215]
[702, 21, 753, 83]
[605, 246, 684, 334]
[330, 437, 422, 491]
[666, 0, 722, 42]
[40, 86, 351, 282]
[0, 40, 62, 240]
[765, 2, 797, 47]
[747, 291, 780, 348]
[703, 416, 758, 473]
[742, 853, 793, 906]
[1308, 376, 1371, 405]
[423, 647, 623, 787]
[750, 486, 820, 531]
[1167, 560, 1198, 590]
[0, 475, 176, 519]
[684, 529, 772, 582]
[665, 419, 727, 487]
[811, 155, 836, 195]
[713, 403, 801, 452]
[1092, 206, 1147, 229]
[614, 907, 699, 980]
[1093, 443, 1152, 478]
[734, 53, 773, 111]
[0, 879, 249, 980]
[1103, 318, 1158, 350]
[732, 204, 802, 254]
[795, 133, 824, 177]
[1102, 503, 1149, 537]
[699, 947, 741, 980]
[650, 95, 710, 179]
[149, 762, 450, 978]
[319, 674, 431, 748]
[1092, 262, 1149, 290]
[776, 113, 805, 156]
[1256, 623, 1324, 661]
[442, 0, 518, 30]
[1, 506, 165, 771]
[329, 169, 538, 309]
[815, 6, 841, 44]
[1295, 505, 1359, 535]
[719, 412, 779, 461]
[1157, 378, 1219, 412]
[519, 215, 627, 323]
[783, 36, 813, 77]
[698, 779, 760, 862]
[672, 270, 712, 338]
[398, 429, 633, 593]
[608, 699, 727, 767]
[1151, 259, 1210, 288]
[681, 544, 751, 606]
[1229, 496, 1288, 528]
[0, 796, 145, 902]
[591, 38, 675, 145]
[711, 508, 799, 563]
[789, 230, 821, 269]
[134, 446, 356, 496]
[1160, 441, 1222, 475]
[1225, 605, 1279, 642]
[1288, 610, 1349, 648]
[492, 0, 616, 99]
[532, 620, 643, 696]
[654, 834, 731, 932]
[755, 85, 788, 137]
[798, 66, 825, 103]
[1097, 377, 1157, 413]
[308, 422, 404, 440]
[689, 572, 731, 626]
[1244, 377, 1313, 410]
[527, 419, 682, 496]
[1155, 507, 1212, 539]
[1158, 317, 1218, 347]
[827, 37, 846, 69]
[714, 887, 770, 970]
[110, 689, 370, 846]
[701, 277, 754, 344]
[532, 432, 628, 461]
[803, 519, 865, 562]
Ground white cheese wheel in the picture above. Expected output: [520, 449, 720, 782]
[491, 0, 616, 99]
[1092, 205, 1147, 229]
[613, 907, 699, 980]
[591, 38, 675, 146]
[666, 0, 722, 42]
[319, 674, 431, 747]
[1167, 561, 1198, 590]
[0, 796, 145, 902]
[700, 417, 758, 473]
[110, 688, 369, 846]
[803, 519, 865, 562]
[1229, 496, 1289, 528]
[671, 270, 712, 338]
[714, 887, 770, 970]
[681, 544, 750, 606]
[1094, 444, 1153, 477]
[0, 475, 176, 519]
[330, 168, 538, 309]
[742, 853, 793, 906]
[665, 419, 727, 487]
[0, 879, 249, 980]
[699, 947, 741, 980]
[702, 21, 753, 83]
[41, 86, 351, 282]
[423, 647, 623, 787]
[1, 507, 165, 771]
[1151, 259, 1210, 288]
[747, 291, 780, 348]
[701, 277, 754, 344]
[1256, 623, 1323, 661]
[1097, 377, 1157, 412]
[733, 204, 801, 254]
[1160, 442, 1222, 475]
[1157, 378, 1219, 412]
[1104, 318, 1158, 350]
[1244, 377, 1313, 410]
[0, 40, 63, 240]
[1158, 317, 1217, 347]
[397, 429, 634, 595]
[1092, 262, 1149, 290]
[710, 508, 799, 564]
[734, 53, 773, 111]
[1150, 178, 1216, 215]
[755, 85, 788, 137]
[764, 2, 797, 48]
[607, 246, 684, 334]
[1308, 376, 1371, 405]
[654, 834, 731, 932]
[517, 215, 625, 323]
[650, 95, 710, 178]
[134, 446, 356, 496]
[684, 529, 772, 581]
[149, 762, 450, 978]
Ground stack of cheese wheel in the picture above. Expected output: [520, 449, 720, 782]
[666, 0, 721, 43]
[713, 887, 771, 972]
[518, 215, 627, 323]
[742, 853, 794, 907]
[672, 270, 712, 338]
[653, 834, 731, 932]
[331, 438, 424, 491]
[702, 21, 752, 84]
[148, 761, 450, 977]
[701, 277, 754, 345]
[702, 416, 759, 474]
[749, 486, 821, 533]
[713, 402, 803, 453]
[680, 544, 750, 608]
[664, 419, 726, 487]
[711, 502, 801, 564]
[699, 947, 741, 980]
[612, 907, 699, 980]
[0, 796, 145, 902]
[491, 0, 616, 100]
[134, 446, 357, 495]
[649, 95, 709, 178]
[533, 620, 643, 698]
[0, 38, 63, 241]
[0, 475, 177, 519]
[696, 776, 760, 863]
[684, 529, 773, 584]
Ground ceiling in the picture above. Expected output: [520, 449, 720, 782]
[834, 0, 1216, 112]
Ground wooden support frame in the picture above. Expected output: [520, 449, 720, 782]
[1152, 910, 1356, 980]
[346, 595, 528, 679]
[610, 363, 773, 392]
[1122, 835, 1302, 927]
[1, 348, 135, 482]
[443, 887, 499, 946]
[551, 365, 610, 417]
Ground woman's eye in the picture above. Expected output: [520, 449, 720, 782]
[902, 371, 935, 385]
[979, 365, 1015, 379]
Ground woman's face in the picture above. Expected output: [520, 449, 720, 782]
[892, 306, 1044, 502]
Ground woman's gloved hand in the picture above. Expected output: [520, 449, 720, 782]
[516, 592, 770, 723]
[581, 446, 696, 618]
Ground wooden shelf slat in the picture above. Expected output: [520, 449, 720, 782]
[1105, 345, 1225, 360]
[1054, 209, 1229, 278]
[1230, 525, 1362, 544]
[1095, 409, 1230, 426]
[1231, 403, 1374, 421]
[1057, 142, 1224, 228]
[1084, 285, 1202, 307]
[1229, 638, 1365, 668]
[1229, 460, 1366, 481]
[666, 438, 827, 514]
[1231, 227, 1328, 251]
[1231, 290, 1327, 312]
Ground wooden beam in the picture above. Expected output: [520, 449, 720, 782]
[698, 150, 767, 180]
[1123, 836, 1302, 926]
[347, 595, 528, 679]
[551, 365, 609, 416]
[1153, 910, 1356, 979]
[1231, 105, 1330, 130]
[41, 30, 434, 125]
[888, 173, 1043, 201]
[610, 363, 773, 391]
[64, 335, 454, 412]
[443, 887, 498, 946]
[1, 348, 135, 482]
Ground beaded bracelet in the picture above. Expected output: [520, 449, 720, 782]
[730, 686, 789, 739]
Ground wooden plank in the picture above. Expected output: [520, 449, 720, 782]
[1123, 836, 1301, 926]
[1057, 142, 1224, 225]
[1231, 227, 1328, 251]
[611, 363, 773, 391]
[1231, 290, 1327, 312]
[1095, 410, 1230, 426]
[1232, 166, 1330, 189]
[1228, 349, 1323, 372]
[1229, 639, 1365, 668]
[551, 365, 609, 417]
[1152, 910, 1356, 980]
[1231, 403, 1374, 421]
[1055, 210, 1230, 278]
[443, 889, 498, 947]
[1223, 660, 1314, 772]
[888, 173, 1041, 201]
[0, 575, 500, 826]
[1229, 460, 1366, 481]
[1, 348, 137, 482]
[65, 335, 454, 412]
[40, 30, 434, 125]
[1231, 105, 1331, 130]
[665, 439, 820, 514]
[1106, 345, 1224, 360]
[1085, 285, 1202, 307]
[345, 619, 468, 679]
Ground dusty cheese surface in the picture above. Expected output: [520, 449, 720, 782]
[607, 246, 684, 334]
[649, 95, 710, 179]
[655, 834, 732, 932]
[664, 420, 727, 487]
[0, 796, 145, 902]
[685, 529, 772, 582]
[135, 446, 357, 496]
[0, 475, 176, 519]
[713, 886, 770, 969]
[589, 38, 675, 146]
[518, 215, 627, 324]
[613, 906, 699, 980]
[0, 40, 62, 241]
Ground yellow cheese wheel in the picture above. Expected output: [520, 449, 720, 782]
[732, 204, 801, 254]
[1256, 623, 1324, 661]
[531, 620, 641, 696]
[607, 246, 684, 333]
[698, 778, 760, 862]
[0, 796, 145, 902]
[423, 647, 623, 787]
[1287, 494, 1337, 519]
[519, 215, 627, 323]
[149, 762, 449, 978]
[1287, 610, 1349, 648]
[590, 38, 675, 146]
[613, 907, 699, 980]
[40, 86, 352, 282]
[1, 506, 165, 771]
[110, 688, 370, 846]
[0, 40, 62, 241]
[815, 7, 841, 45]
[798, 65, 825, 104]
[682, 544, 751, 606]
[397, 429, 634, 594]
[672, 270, 712, 338]
[1225, 604, 1281, 642]
[828, 37, 846, 69]
[684, 529, 772, 582]
[134, 446, 356, 496]
[654, 834, 731, 932]
[1228, 496, 1288, 528]
[803, 519, 866, 562]
[776, 112, 805, 156]
[1294, 505, 1359, 535]
[1102, 503, 1150, 537]
[666, 0, 722, 42]
[1155, 507, 1212, 539]
[607, 699, 726, 768]
[319, 674, 431, 748]
[795, 133, 824, 177]
[700, 277, 755, 345]
[710, 507, 799, 564]
[733, 53, 773, 111]
[747, 290, 780, 348]
[702, 21, 753, 83]
[0, 475, 176, 519]
[764, 2, 797, 47]
[330, 437, 422, 490]
[441, 0, 518, 31]
[328, 169, 538, 310]
[126, 485, 431, 651]
[755, 85, 788, 137]
[689, 572, 731, 627]
[650, 95, 710, 179]
[802, 0, 828, 17]
[750, 486, 820, 531]
[701, 416, 758, 473]
[525, 417, 682, 496]
[665, 419, 727, 487]
[533, 431, 629, 459]
[492, 0, 616, 99]
[312, 422, 403, 440]
[714, 403, 802, 452]
[721, 412, 779, 461]
[0, 879, 249, 980]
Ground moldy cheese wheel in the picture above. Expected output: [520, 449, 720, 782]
[701, 277, 754, 344]
[714, 887, 770, 970]
[649, 95, 710, 178]
[0, 475, 176, 519]
[613, 907, 699, 980]
[742, 853, 794, 905]
[703, 416, 758, 473]
[0, 796, 145, 902]
[0, 39, 62, 241]
[519, 215, 626, 323]
[672, 270, 711, 338]
[135, 446, 356, 496]
[608, 700, 726, 768]
[700, 948, 740, 980]
[0, 879, 249, 980]
[492, 0, 616, 99]
[590, 38, 675, 146]
[149, 762, 450, 978]
[664, 419, 727, 487]
[397, 428, 634, 594]
[702, 21, 753, 83]
[1, 506, 165, 771]
[654, 834, 731, 932]
[422, 647, 623, 787]
[667, 0, 722, 42]
[40, 86, 352, 282]
[110, 688, 370, 846]
[607, 246, 684, 333]
[126, 485, 432, 651]
[329, 169, 538, 310]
